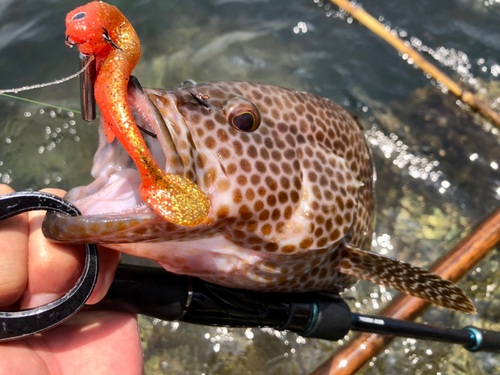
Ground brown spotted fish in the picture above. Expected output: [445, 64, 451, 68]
[43, 80, 476, 314]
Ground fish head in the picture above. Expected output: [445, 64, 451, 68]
[148, 82, 371, 250]
[43, 80, 374, 292]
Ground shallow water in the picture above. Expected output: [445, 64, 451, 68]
[1, 0, 500, 374]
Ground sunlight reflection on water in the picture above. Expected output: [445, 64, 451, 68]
[0, 0, 500, 374]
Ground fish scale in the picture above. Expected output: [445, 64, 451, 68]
[44, 80, 475, 314]
[148, 82, 370, 253]
[142, 82, 371, 294]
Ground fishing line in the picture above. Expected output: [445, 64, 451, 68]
[0, 93, 82, 115]
[0, 57, 153, 139]
[0, 56, 94, 95]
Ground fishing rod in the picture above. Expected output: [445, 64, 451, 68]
[0, 60, 498, 350]
[94, 263, 500, 352]
[0, 178, 499, 354]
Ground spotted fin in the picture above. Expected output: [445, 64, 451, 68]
[340, 244, 477, 314]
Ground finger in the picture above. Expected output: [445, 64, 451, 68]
[87, 245, 121, 305]
[20, 189, 121, 308]
[0, 184, 28, 307]
[37, 190, 122, 305]
[20, 189, 85, 309]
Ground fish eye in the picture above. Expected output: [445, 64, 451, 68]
[231, 111, 257, 132]
[72, 12, 86, 21]
[224, 98, 261, 133]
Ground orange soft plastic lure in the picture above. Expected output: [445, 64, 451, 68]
[65, 1, 209, 226]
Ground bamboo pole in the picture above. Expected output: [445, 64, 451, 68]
[311, 206, 500, 375]
[328, 0, 500, 128]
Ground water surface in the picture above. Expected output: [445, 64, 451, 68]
[1, 0, 500, 373]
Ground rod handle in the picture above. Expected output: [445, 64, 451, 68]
[93, 264, 189, 321]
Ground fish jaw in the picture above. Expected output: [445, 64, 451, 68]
[100, 236, 351, 293]
[43, 81, 211, 242]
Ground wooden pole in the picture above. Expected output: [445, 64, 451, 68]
[309, 3, 500, 373]
[328, 0, 500, 128]
[310, 206, 500, 375]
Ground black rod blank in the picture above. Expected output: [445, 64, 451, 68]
[94, 264, 500, 352]
[351, 313, 473, 346]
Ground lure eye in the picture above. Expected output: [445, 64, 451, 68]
[72, 12, 86, 21]
[224, 98, 261, 133]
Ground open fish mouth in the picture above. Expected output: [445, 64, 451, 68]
[42, 78, 195, 243]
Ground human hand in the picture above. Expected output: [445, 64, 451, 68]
[0, 184, 143, 375]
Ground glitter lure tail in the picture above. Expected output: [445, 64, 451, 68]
[65, 1, 209, 226]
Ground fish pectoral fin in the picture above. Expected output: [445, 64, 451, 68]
[140, 174, 210, 227]
[340, 244, 477, 314]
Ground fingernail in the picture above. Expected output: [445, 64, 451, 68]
[23, 293, 61, 309]
[87, 269, 115, 305]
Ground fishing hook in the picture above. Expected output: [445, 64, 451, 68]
[137, 125, 157, 139]
[102, 27, 122, 50]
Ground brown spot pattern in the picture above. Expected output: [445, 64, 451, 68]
[93, 82, 376, 296]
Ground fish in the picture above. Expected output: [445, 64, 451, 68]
[51, 1, 475, 314]
[43, 77, 476, 314]
[65, 1, 209, 227]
